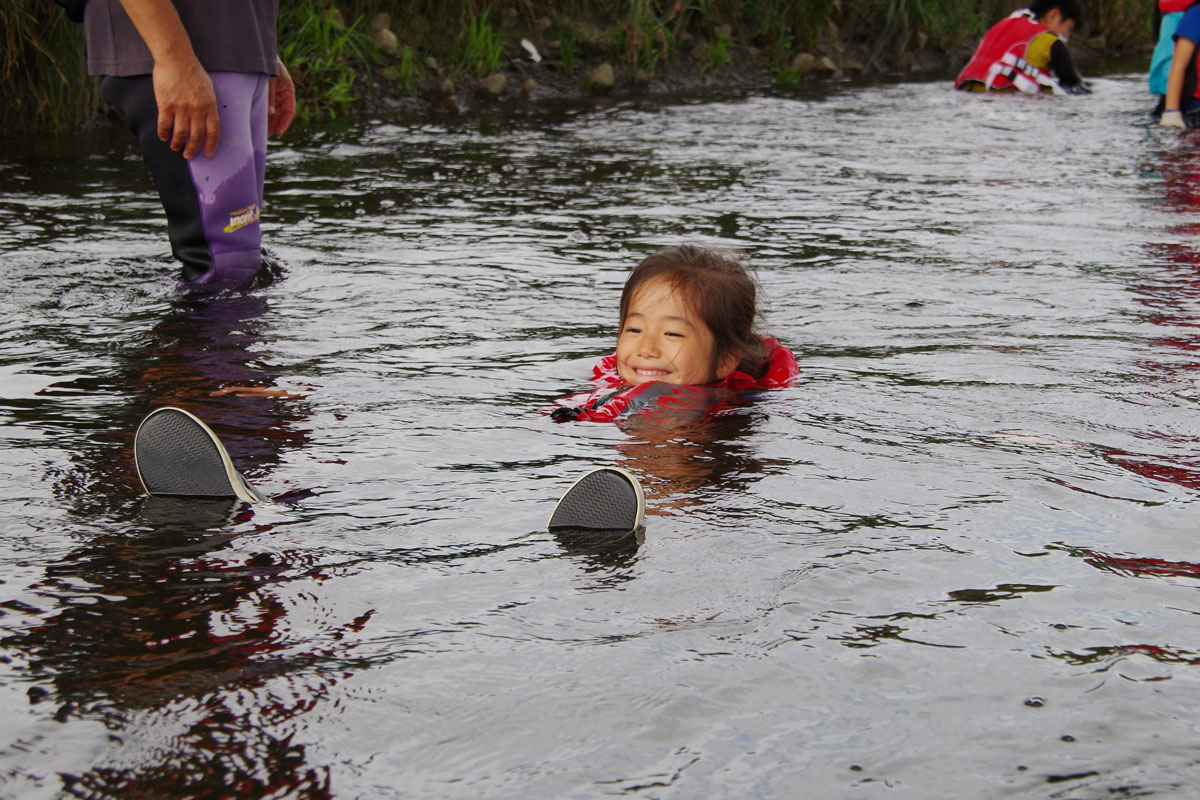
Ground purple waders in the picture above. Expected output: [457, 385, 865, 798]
[102, 71, 270, 291]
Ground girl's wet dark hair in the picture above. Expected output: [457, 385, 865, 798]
[619, 244, 766, 379]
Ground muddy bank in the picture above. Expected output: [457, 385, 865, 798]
[350, 9, 1144, 117]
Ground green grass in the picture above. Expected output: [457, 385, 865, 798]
[452, 10, 505, 77]
[395, 45, 423, 91]
[773, 66, 803, 88]
[703, 25, 732, 73]
[554, 17, 578, 74]
[618, 0, 673, 73]
[277, 1, 377, 121]
[277, 0, 378, 121]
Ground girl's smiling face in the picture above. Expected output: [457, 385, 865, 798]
[616, 277, 736, 386]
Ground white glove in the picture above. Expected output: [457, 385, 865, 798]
[1161, 110, 1186, 129]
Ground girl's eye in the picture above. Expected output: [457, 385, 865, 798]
[665, 331, 684, 338]
[624, 326, 642, 334]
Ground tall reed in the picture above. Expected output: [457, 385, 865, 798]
[1, 1, 101, 132]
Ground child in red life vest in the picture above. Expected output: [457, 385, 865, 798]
[955, 0, 1089, 95]
[551, 245, 798, 424]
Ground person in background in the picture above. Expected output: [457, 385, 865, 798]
[1160, 1, 1200, 126]
[955, 0, 1091, 95]
[1150, 1, 1196, 117]
[82, 0, 296, 291]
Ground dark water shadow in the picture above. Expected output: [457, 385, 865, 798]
[551, 525, 646, 573]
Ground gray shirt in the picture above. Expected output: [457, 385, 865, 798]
[84, 0, 279, 77]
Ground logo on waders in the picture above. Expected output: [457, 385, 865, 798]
[223, 204, 260, 234]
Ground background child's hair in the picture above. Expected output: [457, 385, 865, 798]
[620, 244, 766, 378]
[1029, 0, 1085, 25]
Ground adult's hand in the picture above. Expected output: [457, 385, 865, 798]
[118, 0, 219, 159]
[153, 56, 221, 159]
[268, 58, 296, 137]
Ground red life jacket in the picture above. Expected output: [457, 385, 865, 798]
[550, 337, 799, 423]
[955, 14, 1062, 94]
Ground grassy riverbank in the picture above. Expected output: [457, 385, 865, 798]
[3, 0, 1156, 132]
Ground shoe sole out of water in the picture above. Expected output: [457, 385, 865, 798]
[134, 407, 263, 503]
[548, 467, 645, 533]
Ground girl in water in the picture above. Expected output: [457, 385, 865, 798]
[132, 244, 797, 531]
[552, 244, 798, 423]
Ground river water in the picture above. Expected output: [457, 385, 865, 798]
[1, 72, 1198, 798]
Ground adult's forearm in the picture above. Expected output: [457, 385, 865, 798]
[117, 0, 198, 67]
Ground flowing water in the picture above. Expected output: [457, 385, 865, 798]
[1, 73, 1199, 798]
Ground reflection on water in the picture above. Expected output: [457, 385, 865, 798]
[0, 287, 352, 794]
[3, 75, 1200, 797]
[14, 497, 340, 797]
[617, 411, 781, 511]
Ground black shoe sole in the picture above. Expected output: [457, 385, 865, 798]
[548, 467, 645, 532]
[134, 407, 262, 502]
